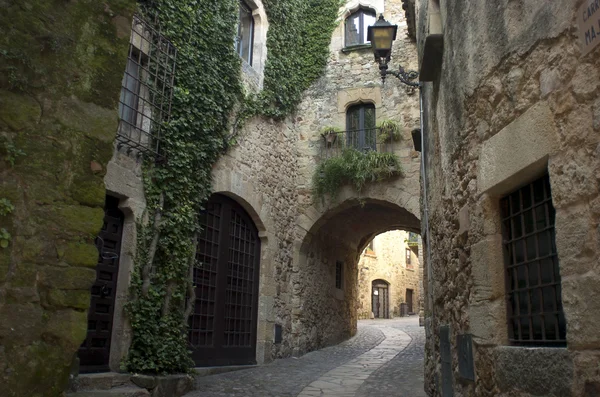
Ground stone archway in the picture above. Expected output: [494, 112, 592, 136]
[290, 197, 420, 356]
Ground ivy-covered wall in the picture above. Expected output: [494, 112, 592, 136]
[0, 0, 135, 396]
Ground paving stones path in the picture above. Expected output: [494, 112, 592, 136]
[187, 317, 426, 397]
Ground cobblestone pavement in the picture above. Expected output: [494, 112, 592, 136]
[187, 317, 425, 397]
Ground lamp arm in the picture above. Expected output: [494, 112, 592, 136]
[385, 67, 420, 87]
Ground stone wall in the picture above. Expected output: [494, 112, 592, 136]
[0, 1, 135, 395]
[416, 0, 600, 395]
[356, 230, 421, 319]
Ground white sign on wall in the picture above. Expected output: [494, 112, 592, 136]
[578, 0, 600, 56]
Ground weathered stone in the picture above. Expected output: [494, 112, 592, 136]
[571, 63, 599, 99]
[47, 289, 91, 310]
[539, 68, 562, 98]
[44, 309, 88, 351]
[0, 304, 44, 346]
[494, 347, 573, 396]
[40, 266, 96, 290]
[0, 90, 41, 131]
[53, 206, 105, 236]
[63, 242, 99, 268]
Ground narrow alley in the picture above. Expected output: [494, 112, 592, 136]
[188, 317, 426, 397]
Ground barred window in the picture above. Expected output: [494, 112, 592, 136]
[117, 14, 177, 158]
[346, 103, 376, 151]
[406, 248, 413, 268]
[500, 174, 566, 346]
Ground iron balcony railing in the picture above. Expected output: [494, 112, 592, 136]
[320, 128, 396, 159]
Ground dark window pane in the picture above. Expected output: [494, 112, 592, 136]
[535, 205, 547, 229]
[526, 235, 537, 261]
[511, 192, 521, 215]
[532, 315, 543, 339]
[520, 291, 530, 314]
[503, 220, 512, 240]
[514, 239, 525, 264]
[528, 261, 539, 287]
[517, 266, 527, 289]
[538, 231, 551, 257]
[540, 257, 555, 284]
[513, 217, 523, 239]
[520, 317, 530, 340]
[544, 315, 557, 340]
[533, 178, 545, 203]
[542, 287, 556, 312]
[530, 289, 541, 313]
[522, 185, 533, 209]
[524, 210, 534, 234]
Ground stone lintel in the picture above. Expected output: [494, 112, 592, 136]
[478, 101, 558, 195]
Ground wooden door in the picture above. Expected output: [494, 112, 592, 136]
[406, 289, 414, 314]
[79, 196, 124, 373]
[189, 194, 261, 366]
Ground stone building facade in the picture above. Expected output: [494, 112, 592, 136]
[412, 0, 600, 395]
[356, 230, 421, 319]
[1, 0, 423, 394]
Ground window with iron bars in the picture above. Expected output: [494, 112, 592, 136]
[117, 14, 177, 158]
[335, 261, 343, 290]
[500, 174, 566, 346]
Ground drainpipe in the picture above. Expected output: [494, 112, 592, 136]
[419, 84, 434, 315]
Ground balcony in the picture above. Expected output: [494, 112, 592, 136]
[407, 232, 419, 247]
[320, 128, 398, 159]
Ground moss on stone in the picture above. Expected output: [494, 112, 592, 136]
[44, 309, 88, 350]
[70, 178, 106, 208]
[47, 289, 91, 310]
[63, 242, 98, 268]
[0, 90, 41, 131]
[53, 206, 105, 236]
[9, 262, 39, 288]
[39, 266, 96, 290]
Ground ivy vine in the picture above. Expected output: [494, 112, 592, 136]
[125, 0, 343, 374]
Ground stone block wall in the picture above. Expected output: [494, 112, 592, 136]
[356, 230, 421, 319]
[0, 1, 135, 395]
[416, 0, 600, 395]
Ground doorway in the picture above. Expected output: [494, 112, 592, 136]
[79, 196, 124, 373]
[188, 194, 261, 366]
[372, 279, 389, 319]
[406, 289, 414, 314]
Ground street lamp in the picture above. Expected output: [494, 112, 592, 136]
[367, 15, 419, 86]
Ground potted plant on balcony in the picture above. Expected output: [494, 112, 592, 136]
[377, 119, 403, 143]
[321, 126, 342, 145]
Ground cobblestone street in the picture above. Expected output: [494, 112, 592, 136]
[187, 317, 426, 397]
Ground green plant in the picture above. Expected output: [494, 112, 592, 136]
[313, 148, 402, 200]
[321, 126, 343, 144]
[2, 140, 26, 166]
[0, 228, 11, 248]
[377, 120, 403, 143]
[125, 0, 341, 375]
[0, 198, 14, 216]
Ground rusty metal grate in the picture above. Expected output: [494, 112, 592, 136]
[117, 14, 177, 158]
[500, 174, 566, 345]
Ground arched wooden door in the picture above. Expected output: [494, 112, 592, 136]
[372, 279, 389, 319]
[189, 194, 261, 366]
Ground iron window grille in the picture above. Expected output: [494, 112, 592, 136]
[335, 261, 343, 290]
[236, 1, 254, 65]
[345, 8, 377, 47]
[346, 103, 376, 151]
[500, 174, 566, 346]
[117, 14, 177, 158]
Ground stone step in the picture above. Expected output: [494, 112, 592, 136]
[193, 364, 257, 378]
[69, 372, 133, 392]
[67, 386, 150, 397]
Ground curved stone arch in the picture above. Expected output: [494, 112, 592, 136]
[211, 169, 274, 365]
[337, 87, 383, 114]
[341, 0, 383, 19]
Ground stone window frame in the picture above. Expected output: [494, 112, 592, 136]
[237, 0, 269, 91]
[339, 1, 383, 53]
[471, 102, 566, 350]
[236, 0, 255, 65]
[344, 6, 377, 48]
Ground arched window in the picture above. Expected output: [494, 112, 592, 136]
[236, 0, 254, 65]
[345, 8, 377, 47]
[346, 103, 376, 151]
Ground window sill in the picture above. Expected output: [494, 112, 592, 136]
[342, 44, 372, 54]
